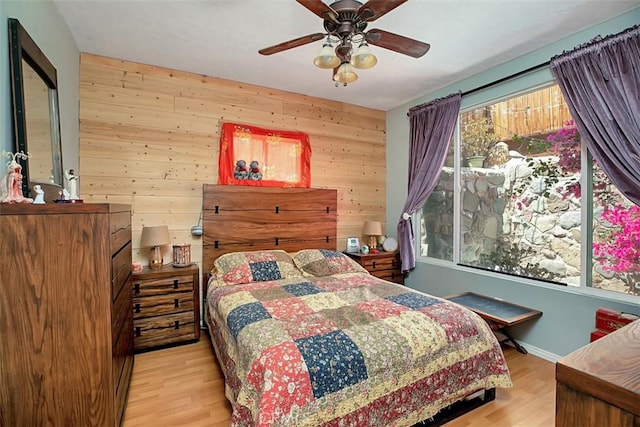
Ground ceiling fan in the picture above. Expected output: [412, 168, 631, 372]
[259, 0, 430, 86]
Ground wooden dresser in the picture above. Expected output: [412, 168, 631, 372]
[345, 251, 404, 284]
[0, 204, 134, 426]
[556, 319, 640, 426]
[132, 263, 200, 351]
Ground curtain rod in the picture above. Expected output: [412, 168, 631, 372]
[407, 60, 550, 116]
[461, 60, 551, 97]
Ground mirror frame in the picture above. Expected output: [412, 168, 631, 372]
[8, 18, 63, 197]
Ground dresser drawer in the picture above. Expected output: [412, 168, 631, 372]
[112, 273, 132, 345]
[132, 275, 194, 298]
[133, 293, 194, 319]
[133, 312, 197, 350]
[112, 303, 133, 394]
[112, 242, 132, 301]
[110, 211, 131, 255]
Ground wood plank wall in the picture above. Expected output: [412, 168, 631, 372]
[78, 53, 387, 269]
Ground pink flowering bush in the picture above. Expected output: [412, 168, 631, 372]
[593, 206, 640, 272]
[517, 121, 639, 293]
[593, 205, 640, 293]
[546, 120, 581, 174]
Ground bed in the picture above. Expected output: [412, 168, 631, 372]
[202, 185, 512, 426]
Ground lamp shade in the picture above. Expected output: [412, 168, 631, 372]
[140, 225, 170, 247]
[363, 221, 383, 236]
[333, 62, 358, 84]
[351, 43, 377, 69]
[313, 43, 340, 69]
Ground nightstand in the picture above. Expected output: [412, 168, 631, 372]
[345, 251, 405, 285]
[132, 263, 200, 352]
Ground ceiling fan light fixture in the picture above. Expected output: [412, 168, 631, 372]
[351, 42, 377, 69]
[313, 43, 341, 69]
[333, 61, 358, 84]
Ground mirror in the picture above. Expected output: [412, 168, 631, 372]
[8, 18, 63, 198]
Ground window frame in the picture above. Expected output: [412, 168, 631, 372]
[415, 78, 638, 305]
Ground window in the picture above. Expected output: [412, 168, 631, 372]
[419, 84, 639, 297]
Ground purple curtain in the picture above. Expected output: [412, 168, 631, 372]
[550, 25, 640, 206]
[398, 93, 462, 272]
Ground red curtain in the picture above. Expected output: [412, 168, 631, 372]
[218, 122, 311, 187]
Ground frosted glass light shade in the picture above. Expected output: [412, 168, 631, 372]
[351, 43, 377, 69]
[313, 44, 340, 69]
[333, 62, 358, 83]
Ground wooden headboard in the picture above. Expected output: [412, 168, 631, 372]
[202, 184, 337, 281]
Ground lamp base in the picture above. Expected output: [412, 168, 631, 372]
[149, 246, 164, 269]
[368, 236, 378, 251]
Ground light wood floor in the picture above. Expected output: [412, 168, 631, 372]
[123, 334, 556, 426]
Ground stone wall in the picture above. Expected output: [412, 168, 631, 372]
[421, 155, 631, 292]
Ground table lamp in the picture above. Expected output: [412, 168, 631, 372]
[140, 225, 171, 269]
[363, 221, 382, 251]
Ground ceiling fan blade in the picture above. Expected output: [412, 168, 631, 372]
[296, 0, 338, 22]
[358, 0, 408, 22]
[259, 33, 325, 56]
[366, 29, 430, 58]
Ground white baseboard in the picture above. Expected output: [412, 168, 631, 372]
[494, 331, 561, 363]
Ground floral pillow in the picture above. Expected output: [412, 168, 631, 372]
[293, 249, 369, 277]
[213, 250, 303, 286]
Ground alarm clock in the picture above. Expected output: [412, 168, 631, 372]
[346, 237, 360, 253]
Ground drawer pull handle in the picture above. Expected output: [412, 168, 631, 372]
[372, 261, 376, 269]
[135, 303, 140, 313]
[135, 326, 141, 337]
[174, 320, 180, 330]
[134, 283, 140, 294]
[174, 298, 179, 308]
[173, 280, 179, 289]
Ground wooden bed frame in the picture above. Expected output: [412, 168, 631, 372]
[202, 184, 337, 286]
[200, 184, 496, 426]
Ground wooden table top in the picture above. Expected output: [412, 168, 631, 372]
[443, 291, 542, 328]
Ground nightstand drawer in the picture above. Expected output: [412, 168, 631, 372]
[133, 293, 194, 319]
[131, 264, 200, 352]
[345, 251, 404, 285]
[132, 275, 194, 297]
[133, 312, 196, 350]
[359, 256, 400, 271]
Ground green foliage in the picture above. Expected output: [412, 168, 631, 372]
[516, 156, 570, 199]
[461, 118, 498, 158]
[474, 240, 558, 281]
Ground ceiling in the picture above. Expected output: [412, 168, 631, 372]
[54, 0, 638, 111]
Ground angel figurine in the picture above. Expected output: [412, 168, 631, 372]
[0, 151, 33, 204]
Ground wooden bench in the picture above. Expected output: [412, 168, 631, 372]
[444, 292, 542, 354]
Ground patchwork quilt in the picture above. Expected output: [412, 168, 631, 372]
[206, 251, 512, 426]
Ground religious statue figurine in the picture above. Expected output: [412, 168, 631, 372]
[0, 151, 33, 204]
[32, 185, 45, 204]
[64, 169, 79, 200]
